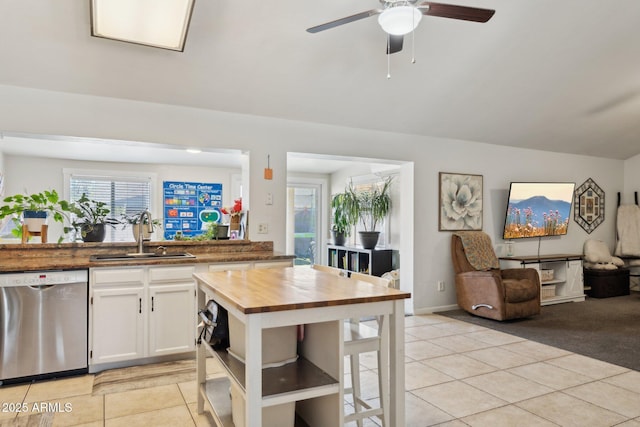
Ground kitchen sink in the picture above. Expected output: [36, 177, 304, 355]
[90, 252, 196, 261]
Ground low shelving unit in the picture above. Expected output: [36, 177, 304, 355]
[326, 245, 393, 276]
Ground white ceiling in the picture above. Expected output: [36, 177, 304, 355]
[1, 0, 640, 160]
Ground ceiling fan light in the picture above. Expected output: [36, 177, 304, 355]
[378, 6, 422, 36]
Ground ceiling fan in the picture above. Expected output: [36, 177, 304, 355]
[307, 1, 495, 54]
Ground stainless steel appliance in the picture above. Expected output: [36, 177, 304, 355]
[0, 270, 88, 384]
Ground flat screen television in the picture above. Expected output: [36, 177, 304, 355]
[503, 182, 576, 239]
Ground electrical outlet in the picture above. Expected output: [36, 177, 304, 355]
[437, 281, 445, 292]
[258, 223, 268, 234]
[265, 193, 273, 205]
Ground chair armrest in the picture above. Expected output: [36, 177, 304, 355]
[501, 268, 540, 285]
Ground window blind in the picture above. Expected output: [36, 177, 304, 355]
[69, 174, 152, 242]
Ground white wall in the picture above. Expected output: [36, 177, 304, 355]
[0, 84, 626, 314]
[0, 149, 4, 196]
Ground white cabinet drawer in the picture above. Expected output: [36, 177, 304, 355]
[92, 268, 145, 286]
[148, 265, 195, 283]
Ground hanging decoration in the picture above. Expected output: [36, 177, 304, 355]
[573, 178, 604, 234]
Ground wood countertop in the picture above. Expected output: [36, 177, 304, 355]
[0, 240, 294, 272]
[194, 267, 411, 314]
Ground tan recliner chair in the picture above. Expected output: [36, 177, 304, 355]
[451, 231, 541, 321]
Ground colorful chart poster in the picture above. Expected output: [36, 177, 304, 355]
[163, 181, 222, 239]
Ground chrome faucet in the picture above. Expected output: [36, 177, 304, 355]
[137, 210, 154, 254]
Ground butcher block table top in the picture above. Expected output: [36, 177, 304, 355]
[193, 267, 410, 314]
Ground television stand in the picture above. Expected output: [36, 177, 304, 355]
[499, 254, 585, 306]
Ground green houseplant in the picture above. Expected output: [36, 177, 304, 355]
[345, 176, 394, 249]
[172, 222, 226, 241]
[0, 189, 75, 243]
[71, 193, 121, 242]
[330, 192, 356, 246]
[121, 212, 162, 242]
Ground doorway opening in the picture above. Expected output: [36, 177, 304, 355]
[286, 183, 321, 265]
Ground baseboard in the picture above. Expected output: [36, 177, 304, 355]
[413, 304, 459, 315]
[88, 351, 195, 374]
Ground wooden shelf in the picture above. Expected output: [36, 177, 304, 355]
[199, 339, 338, 426]
[211, 346, 339, 403]
[200, 377, 311, 427]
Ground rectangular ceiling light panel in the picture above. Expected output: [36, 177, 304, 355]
[91, 0, 195, 51]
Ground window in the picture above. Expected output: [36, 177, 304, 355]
[286, 183, 321, 265]
[65, 169, 155, 242]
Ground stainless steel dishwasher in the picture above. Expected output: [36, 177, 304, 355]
[0, 270, 88, 384]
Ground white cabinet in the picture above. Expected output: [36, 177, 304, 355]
[90, 265, 196, 369]
[91, 285, 146, 364]
[148, 266, 197, 356]
[500, 254, 585, 306]
[90, 268, 145, 364]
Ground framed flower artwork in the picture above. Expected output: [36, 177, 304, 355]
[439, 172, 483, 231]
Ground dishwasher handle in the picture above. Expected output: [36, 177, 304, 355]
[28, 285, 56, 290]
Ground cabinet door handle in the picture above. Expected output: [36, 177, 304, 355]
[151, 296, 155, 312]
[139, 298, 142, 314]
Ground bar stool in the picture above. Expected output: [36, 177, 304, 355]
[344, 272, 392, 427]
[311, 263, 347, 276]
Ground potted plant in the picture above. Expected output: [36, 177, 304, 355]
[221, 198, 243, 232]
[121, 212, 162, 242]
[172, 222, 225, 241]
[0, 189, 75, 243]
[346, 176, 394, 249]
[330, 192, 356, 246]
[71, 193, 121, 242]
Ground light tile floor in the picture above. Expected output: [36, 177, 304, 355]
[1, 313, 640, 426]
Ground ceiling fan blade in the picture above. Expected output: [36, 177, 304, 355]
[417, 2, 495, 23]
[306, 9, 382, 33]
[386, 34, 404, 54]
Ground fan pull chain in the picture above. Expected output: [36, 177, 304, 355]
[411, 11, 416, 64]
[387, 35, 391, 79]
[411, 32, 416, 63]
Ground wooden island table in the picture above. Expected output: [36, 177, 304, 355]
[194, 266, 410, 427]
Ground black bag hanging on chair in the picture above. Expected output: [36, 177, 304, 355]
[198, 299, 230, 350]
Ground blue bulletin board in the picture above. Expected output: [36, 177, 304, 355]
[163, 181, 222, 239]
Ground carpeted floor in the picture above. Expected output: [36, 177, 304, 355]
[92, 359, 196, 395]
[440, 291, 640, 371]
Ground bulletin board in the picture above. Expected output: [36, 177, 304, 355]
[163, 181, 222, 239]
